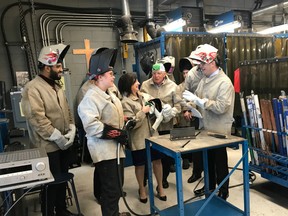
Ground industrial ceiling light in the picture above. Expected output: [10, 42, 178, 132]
[207, 21, 242, 33]
[257, 24, 288, 34]
[252, 5, 278, 17]
[162, 18, 186, 32]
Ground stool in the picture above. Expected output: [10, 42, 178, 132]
[45, 172, 82, 216]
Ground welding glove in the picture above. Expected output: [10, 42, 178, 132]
[48, 128, 70, 150]
[64, 124, 76, 140]
[162, 104, 178, 122]
[101, 124, 128, 145]
[64, 124, 76, 148]
[183, 90, 207, 109]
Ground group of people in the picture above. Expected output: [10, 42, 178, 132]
[21, 42, 235, 216]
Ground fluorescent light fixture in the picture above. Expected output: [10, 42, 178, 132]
[257, 24, 288, 34]
[207, 21, 241, 33]
[162, 18, 186, 32]
[252, 5, 278, 17]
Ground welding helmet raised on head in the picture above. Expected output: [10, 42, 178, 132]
[156, 56, 175, 74]
[38, 43, 70, 66]
[189, 44, 218, 64]
[179, 57, 193, 72]
[88, 48, 118, 80]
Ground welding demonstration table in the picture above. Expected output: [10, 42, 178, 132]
[145, 132, 249, 216]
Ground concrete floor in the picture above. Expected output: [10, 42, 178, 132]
[25, 146, 288, 216]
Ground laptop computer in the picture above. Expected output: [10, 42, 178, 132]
[170, 127, 198, 141]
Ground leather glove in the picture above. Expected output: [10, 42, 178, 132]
[101, 124, 128, 145]
[48, 128, 70, 150]
[64, 124, 76, 141]
[171, 107, 178, 117]
[182, 90, 207, 109]
[162, 104, 172, 118]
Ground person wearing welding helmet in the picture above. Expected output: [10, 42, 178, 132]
[183, 44, 235, 200]
[75, 48, 123, 205]
[140, 63, 181, 189]
[21, 44, 78, 216]
[77, 48, 131, 216]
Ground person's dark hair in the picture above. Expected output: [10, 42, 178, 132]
[38, 61, 46, 70]
[118, 73, 137, 97]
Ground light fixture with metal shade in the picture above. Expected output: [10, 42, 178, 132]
[162, 18, 186, 32]
[207, 21, 242, 33]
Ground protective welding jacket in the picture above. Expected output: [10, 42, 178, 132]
[77, 84, 125, 163]
[195, 68, 235, 135]
[21, 76, 74, 153]
[121, 92, 158, 151]
[140, 76, 181, 131]
[75, 79, 120, 127]
[185, 66, 204, 93]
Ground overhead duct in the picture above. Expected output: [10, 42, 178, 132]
[115, 0, 138, 43]
[145, 0, 165, 39]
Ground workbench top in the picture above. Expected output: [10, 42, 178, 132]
[146, 131, 245, 153]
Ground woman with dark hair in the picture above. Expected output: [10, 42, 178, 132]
[118, 73, 167, 203]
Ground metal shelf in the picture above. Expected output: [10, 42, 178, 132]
[159, 196, 244, 216]
[145, 133, 249, 216]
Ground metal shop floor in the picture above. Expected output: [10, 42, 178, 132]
[24, 146, 288, 216]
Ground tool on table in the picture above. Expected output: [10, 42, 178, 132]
[181, 140, 191, 148]
[207, 132, 228, 139]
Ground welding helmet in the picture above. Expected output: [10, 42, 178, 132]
[189, 44, 218, 64]
[89, 48, 118, 80]
[156, 56, 175, 74]
[179, 57, 193, 72]
[38, 43, 70, 66]
[140, 52, 155, 75]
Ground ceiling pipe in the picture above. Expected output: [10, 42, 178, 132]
[145, 0, 165, 39]
[115, 0, 138, 43]
[57, 22, 114, 43]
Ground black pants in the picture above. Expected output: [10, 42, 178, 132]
[95, 158, 124, 216]
[42, 150, 71, 216]
[207, 147, 229, 194]
[93, 166, 101, 200]
[191, 151, 203, 176]
[159, 130, 174, 182]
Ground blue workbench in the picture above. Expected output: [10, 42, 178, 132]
[145, 131, 249, 216]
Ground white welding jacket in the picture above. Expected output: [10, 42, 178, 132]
[195, 68, 235, 135]
[78, 85, 125, 163]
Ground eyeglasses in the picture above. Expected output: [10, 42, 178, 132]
[200, 60, 214, 65]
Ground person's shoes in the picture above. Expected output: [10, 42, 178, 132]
[156, 186, 167, 201]
[182, 159, 190, 169]
[55, 209, 78, 216]
[194, 186, 205, 196]
[138, 189, 148, 204]
[162, 180, 169, 189]
[119, 212, 131, 216]
[170, 164, 176, 173]
[218, 191, 229, 200]
[187, 174, 201, 183]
